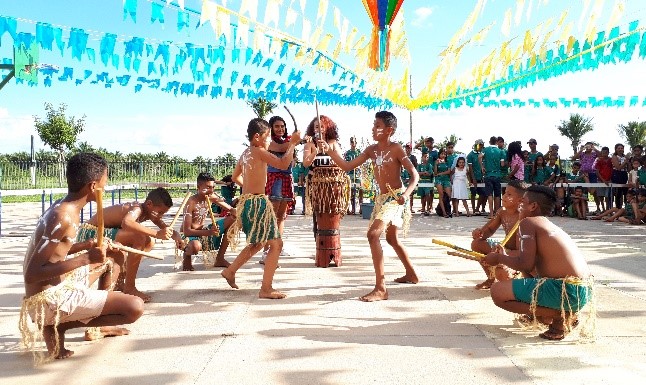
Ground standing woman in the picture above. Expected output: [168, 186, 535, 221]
[302, 115, 349, 267]
[611, 143, 629, 209]
[261, 116, 294, 263]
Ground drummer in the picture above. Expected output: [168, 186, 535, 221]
[302, 115, 344, 238]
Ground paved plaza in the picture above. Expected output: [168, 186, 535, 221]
[0, 201, 645, 384]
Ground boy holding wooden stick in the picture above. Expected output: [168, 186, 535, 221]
[221, 118, 301, 299]
[320, 111, 419, 302]
[77, 187, 183, 302]
[20, 153, 143, 363]
[181, 172, 237, 271]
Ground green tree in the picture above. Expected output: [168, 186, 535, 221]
[246, 97, 277, 119]
[34, 103, 86, 186]
[617, 121, 646, 149]
[439, 134, 462, 151]
[556, 113, 594, 155]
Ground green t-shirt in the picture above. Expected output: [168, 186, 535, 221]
[482, 145, 502, 178]
[638, 168, 646, 186]
[467, 150, 482, 180]
[292, 163, 306, 182]
[344, 149, 361, 179]
[417, 162, 433, 182]
[533, 166, 552, 184]
[524, 151, 544, 182]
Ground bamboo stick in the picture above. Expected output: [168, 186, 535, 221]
[447, 251, 479, 261]
[206, 197, 221, 237]
[114, 244, 164, 260]
[169, 190, 191, 229]
[431, 238, 485, 259]
[499, 220, 520, 248]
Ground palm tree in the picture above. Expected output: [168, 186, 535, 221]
[617, 121, 646, 149]
[556, 113, 594, 155]
[246, 97, 277, 119]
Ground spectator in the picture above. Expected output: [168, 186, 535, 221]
[467, 139, 487, 215]
[593, 146, 613, 212]
[507, 141, 525, 181]
[497, 137, 509, 181]
[524, 138, 543, 183]
[573, 141, 600, 214]
[478, 136, 503, 218]
[611, 143, 629, 209]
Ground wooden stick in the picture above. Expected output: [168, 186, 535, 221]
[205, 197, 221, 237]
[315, 94, 322, 141]
[95, 188, 104, 247]
[447, 251, 479, 262]
[499, 220, 520, 248]
[432, 238, 485, 259]
[169, 190, 191, 229]
[114, 244, 164, 260]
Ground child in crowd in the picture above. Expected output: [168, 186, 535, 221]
[471, 180, 527, 289]
[78, 187, 184, 302]
[628, 159, 641, 188]
[531, 155, 551, 186]
[417, 152, 434, 216]
[451, 157, 471, 216]
[556, 161, 587, 217]
[434, 148, 452, 218]
[221, 118, 301, 299]
[569, 186, 589, 220]
[594, 147, 613, 212]
[591, 189, 636, 222]
[321, 111, 419, 302]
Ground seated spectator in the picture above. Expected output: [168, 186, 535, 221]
[532, 155, 551, 186]
[573, 141, 599, 212]
[569, 186, 589, 220]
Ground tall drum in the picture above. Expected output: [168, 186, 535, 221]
[309, 161, 350, 267]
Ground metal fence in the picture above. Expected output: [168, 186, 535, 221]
[0, 161, 236, 190]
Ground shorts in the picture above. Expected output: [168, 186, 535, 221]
[76, 223, 119, 243]
[484, 176, 502, 197]
[266, 172, 294, 202]
[435, 177, 451, 189]
[512, 277, 590, 312]
[417, 186, 432, 197]
[470, 186, 486, 197]
[30, 283, 108, 326]
[183, 219, 226, 251]
[587, 173, 597, 183]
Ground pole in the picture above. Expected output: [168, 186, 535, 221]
[409, 74, 413, 146]
[30, 135, 36, 186]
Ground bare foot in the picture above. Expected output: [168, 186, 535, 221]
[360, 289, 388, 302]
[123, 287, 151, 303]
[182, 255, 194, 271]
[259, 289, 286, 299]
[213, 258, 231, 268]
[475, 278, 494, 290]
[84, 326, 130, 341]
[394, 274, 419, 284]
[43, 325, 74, 359]
[221, 269, 238, 289]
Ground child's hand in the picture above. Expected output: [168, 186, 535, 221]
[156, 228, 173, 240]
[484, 252, 499, 266]
[88, 242, 108, 265]
[492, 244, 507, 255]
[210, 225, 221, 236]
[228, 207, 237, 217]
[396, 193, 407, 205]
[472, 228, 484, 239]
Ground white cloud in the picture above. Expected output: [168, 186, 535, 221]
[412, 7, 434, 28]
[0, 108, 37, 153]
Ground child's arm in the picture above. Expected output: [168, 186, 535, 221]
[259, 132, 301, 170]
[472, 213, 502, 239]
[232, 160, 243, 187]
[323, 143, 370, 172]
[122, 206, 172, 240]
[485, 219, 537, 273]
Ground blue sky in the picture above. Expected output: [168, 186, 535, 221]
[1, 0, 645, 160]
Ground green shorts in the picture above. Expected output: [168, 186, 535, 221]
[76, 223, 119, 242]
[182, 219, 225, 251]
[435, 177, 451, 189]
[512, 278, 591, 312]
[417, 186, 433, 198]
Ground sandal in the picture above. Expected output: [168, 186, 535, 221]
[539, 323, 566, 341]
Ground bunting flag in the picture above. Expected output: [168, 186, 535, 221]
[1, 0, 645, 111]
